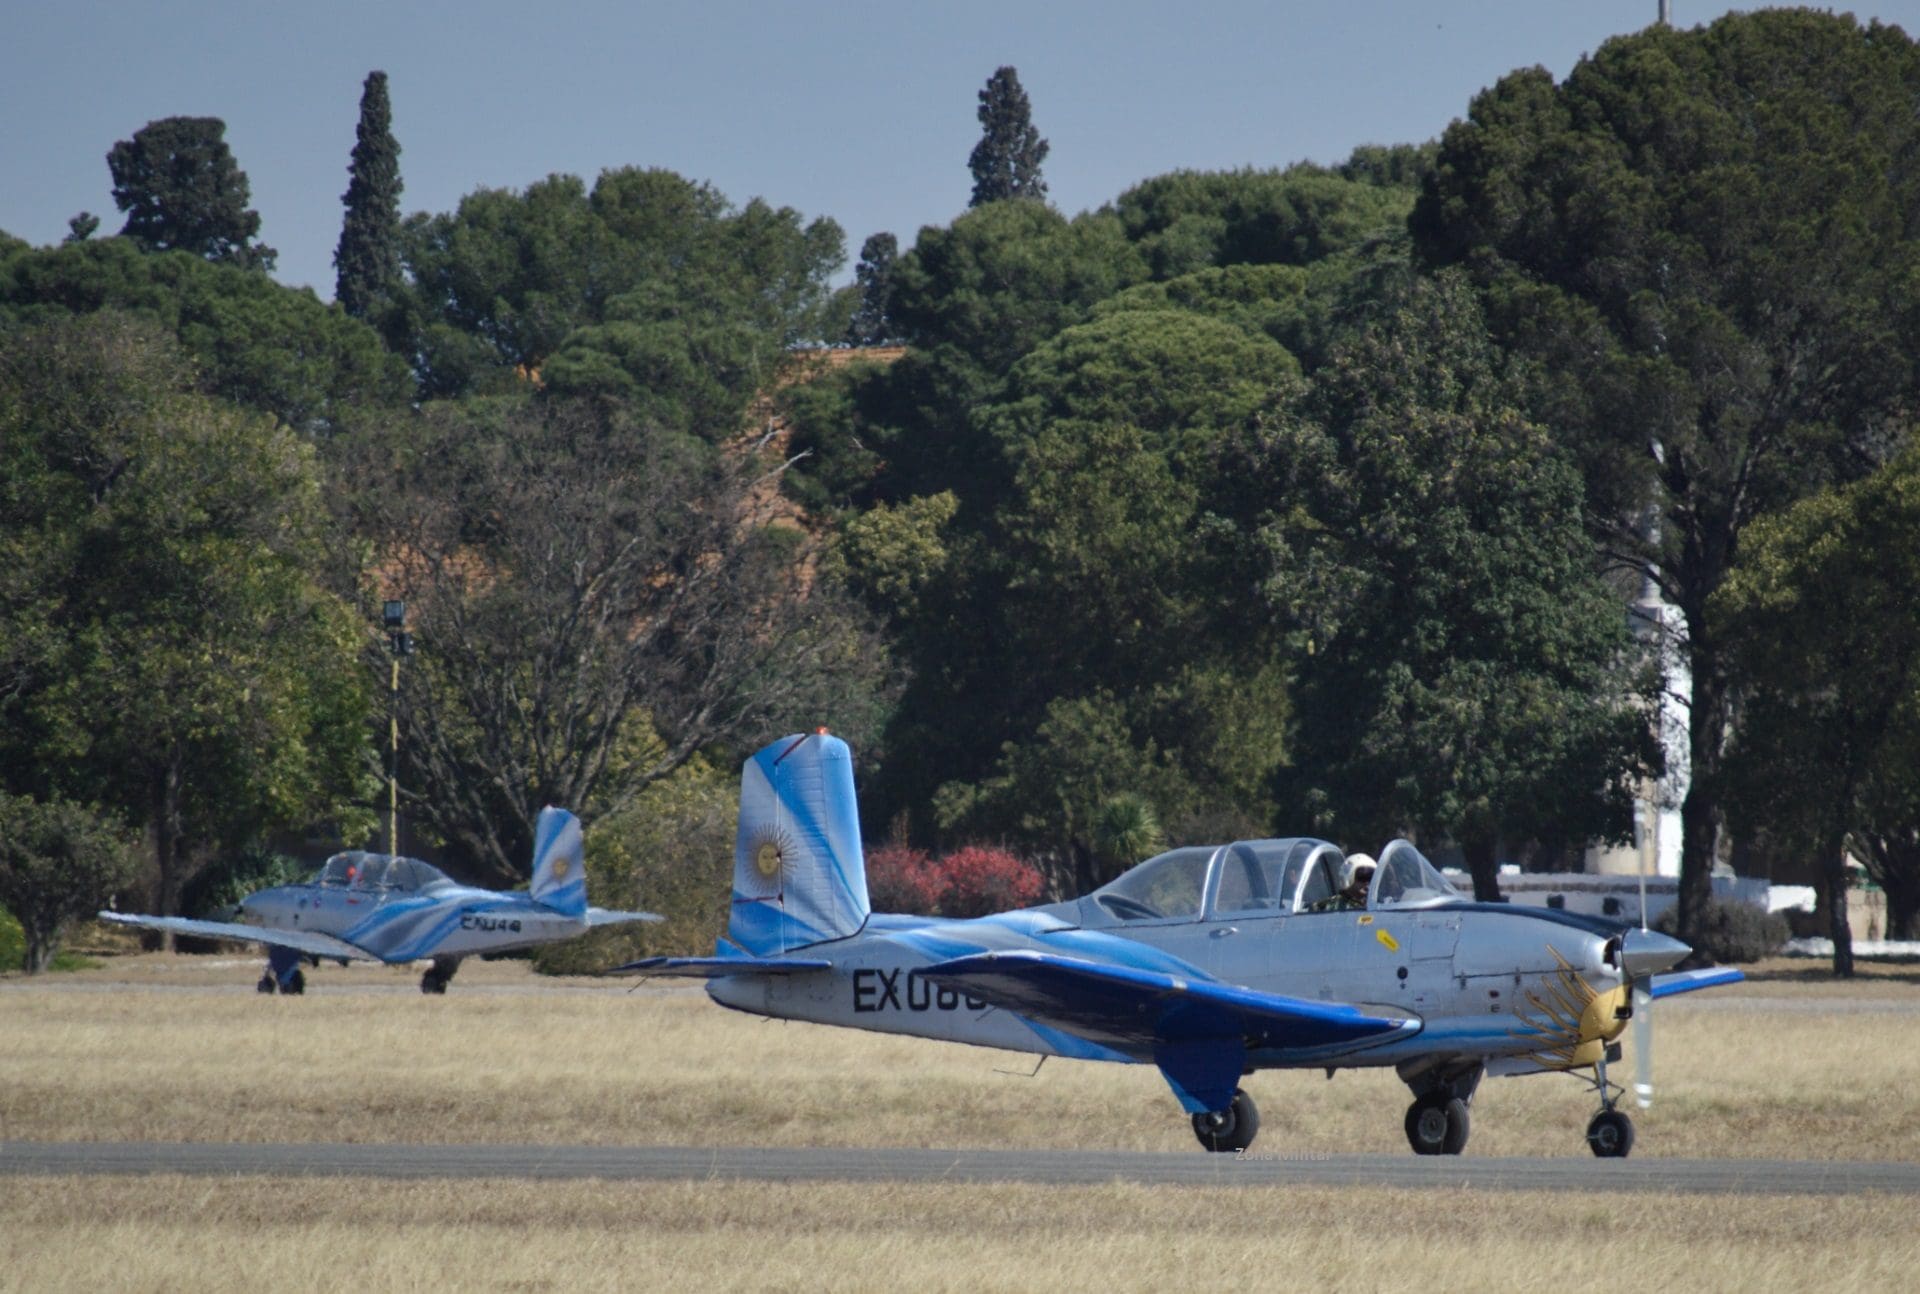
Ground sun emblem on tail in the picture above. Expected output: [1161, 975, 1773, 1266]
[754, 839, 783, 879]
[552, 856, 571, 880]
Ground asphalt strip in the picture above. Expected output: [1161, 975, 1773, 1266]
[3, 1142, 1917, 1195]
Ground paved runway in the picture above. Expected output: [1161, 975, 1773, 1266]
[5, 1141, 1917, 1195]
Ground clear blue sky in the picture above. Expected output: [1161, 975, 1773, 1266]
[6, 2, 1916, 298]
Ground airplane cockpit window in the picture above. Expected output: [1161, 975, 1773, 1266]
[1209, 839, 1343, 916]
[1367, 840, 1462, 910]
[383, 857, 452, 892]
[1092, 846, 1217, 922]
[1289, 845, 1342, 912]
[318, 852, 369, 887]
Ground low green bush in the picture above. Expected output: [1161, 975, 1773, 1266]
[1654, 898, 1789, 964]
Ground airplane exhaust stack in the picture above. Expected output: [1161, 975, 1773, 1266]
[729, 732, 870, 956]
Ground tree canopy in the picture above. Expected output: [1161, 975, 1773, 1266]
[107, 117, 277, 270]
[968, 66, 1049, 206]
[334, 71, 405, 332]
[331, 396, 892, 883]
[1409, 8, 1920, 939]
[402, 167, 844, 416]
[0, 313, 375, 924]
[0, 237, 410, 432]
[1229, 275, 1655, 897]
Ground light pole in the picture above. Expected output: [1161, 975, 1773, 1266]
[382, 600, 415, 856]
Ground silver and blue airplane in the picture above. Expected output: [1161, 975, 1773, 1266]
[101, 807, 659, 994]
[623, 732, 1742, 1158]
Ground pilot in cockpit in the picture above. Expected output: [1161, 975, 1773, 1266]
[1312, 853, 1375, 911]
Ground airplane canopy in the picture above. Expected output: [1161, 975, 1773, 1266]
[1090, 838, 1348, 923]
[315, 851, 454, 893]
[1085, 837, 1461, 923]
[1367, 840, 1461, 909]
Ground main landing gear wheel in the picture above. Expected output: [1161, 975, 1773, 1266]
[281, 968, 305, 995]
[1191, 1088, 1260, 1153]
[420, 955, 462, 995]
[1587, 1108, 1635, 1158]
[1404, 1093, 1471, 1155]
[256, 974, 276, 994]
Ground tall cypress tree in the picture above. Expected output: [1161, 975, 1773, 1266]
[107, 117, 276, 270]
[333, 71, 404, 321]
[845, 231, 898, 345]
[968, 66, 1049, 206]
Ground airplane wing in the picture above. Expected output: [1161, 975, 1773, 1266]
[1648, 966, 1745, 998]
[584, 907, 665, 927]
[96, 911, 376, 963]
[923, 949, 1418, 1112]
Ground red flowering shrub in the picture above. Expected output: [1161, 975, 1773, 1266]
[933, 845, 1043, 919]
[864, 844, 941, 914]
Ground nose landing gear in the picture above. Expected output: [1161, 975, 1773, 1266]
[1584, 1044, 1635, 1157]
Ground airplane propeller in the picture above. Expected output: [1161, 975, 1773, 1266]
[1631, 982, 1654, 1109]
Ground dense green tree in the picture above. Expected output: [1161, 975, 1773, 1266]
[107, 117, 276, 270]
[968, 66, 1048, 206]
[845, 231, 899, 345]
[1718, 449, 1920, 968]
[1112, 164, 1415, 280]
[1233, 276, 1655, 897]
[863, 309, 1299, 868]
[0, 794, 140, 973]
[0, 238, 410, 432]
[65, 213, 99, 243]
[1409, 10, 1920, 940]
[403, 168, 843, 415]
[843, 202, 1144, 508]
[0, 313, 375, 929]
[334, 71, 405, 332]
[332, 396, 891, 884]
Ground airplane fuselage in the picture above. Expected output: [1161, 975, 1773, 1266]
[239, 882, 590, 963]
[706, 901, 1644, 1077]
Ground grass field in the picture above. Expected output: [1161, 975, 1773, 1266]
[2, 953, 1918, 1159]
[3, 954, 1918, 1291]
[0, 1175, 1916, 1293]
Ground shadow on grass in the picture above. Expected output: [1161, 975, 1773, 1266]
[1739, 955, 1920, 986]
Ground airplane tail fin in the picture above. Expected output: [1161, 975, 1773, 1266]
[529, 807, 587, 917]
[728, 732, 870, 955]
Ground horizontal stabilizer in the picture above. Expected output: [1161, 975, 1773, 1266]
[96, 911, 375, 963]
[1648, 966, 1745, 998]
[584, 907, 664, 927]
[921, 950, 1418, 1058]
[610, 943, 832, 977]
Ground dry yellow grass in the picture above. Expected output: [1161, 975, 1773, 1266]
[2, 952, 1917, 1160]
[2, 1175, 1917, 1293]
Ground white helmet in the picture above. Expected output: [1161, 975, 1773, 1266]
[1342, 853, 1377, 888]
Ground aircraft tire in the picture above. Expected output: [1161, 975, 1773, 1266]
[420, 972, 448, 995]
[1190, 1088, 1260, 1153]
[1405, 1093, 1468, 1155]
[256, 974, 276, 995]
[1586, 1109, 1634, 1158]
[283, 969, 305, 996]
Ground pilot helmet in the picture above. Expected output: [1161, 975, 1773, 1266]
[1342, 853, 1377, 889]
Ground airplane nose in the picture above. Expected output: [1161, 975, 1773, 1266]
[1617, 928, 1690, 979]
